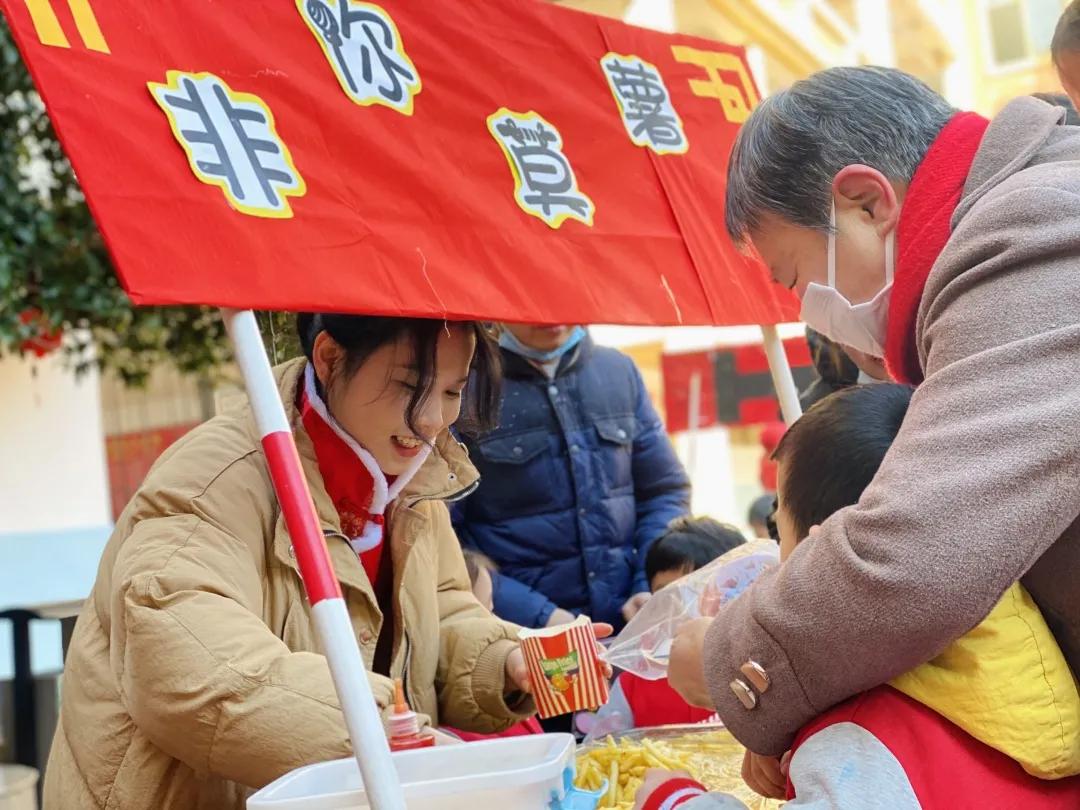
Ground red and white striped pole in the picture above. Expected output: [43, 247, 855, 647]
[223, 309, 405, 810]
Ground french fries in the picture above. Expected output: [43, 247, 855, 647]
[574, 736, 698, 809]
[574, 730, 785, 810]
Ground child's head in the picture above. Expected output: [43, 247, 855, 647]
[645, 516, 747, 592]
[463, 549, 497, 611]
[747, 494, 776, 540]
[772, 383, 914, 561]
[1054, 2, 1080, 111]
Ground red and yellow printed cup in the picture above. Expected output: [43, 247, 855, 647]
[519, 616, 609, 719]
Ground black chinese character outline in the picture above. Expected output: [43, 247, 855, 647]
[495, 118, 590, 219]
[162, 77, 295, 208]
[306, 0, 417, 104]
[605, 57, 684, 149]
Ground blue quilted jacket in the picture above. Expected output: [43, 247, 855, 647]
[453, 337, 690, 628]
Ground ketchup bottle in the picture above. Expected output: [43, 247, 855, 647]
[387, 678, 435, 752]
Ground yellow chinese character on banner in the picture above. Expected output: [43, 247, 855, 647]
[671, 46, 759, 123]
[22, 0, 109, 52]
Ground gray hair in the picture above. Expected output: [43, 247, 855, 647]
[724, 66, 956, 243]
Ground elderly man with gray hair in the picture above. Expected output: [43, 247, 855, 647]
[665, 65, 1080, 796]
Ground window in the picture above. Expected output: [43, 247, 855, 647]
[985, 0, 1065, 69]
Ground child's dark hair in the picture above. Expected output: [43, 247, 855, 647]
[1053, 1, 1080, 65]
[747, 494, 775, 529]
[773, 383, 914, 539]
[296, 314, 501, 435]
[645, 516, 746, 586]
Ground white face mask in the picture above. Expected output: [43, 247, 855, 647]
[800, 202, 895, 359]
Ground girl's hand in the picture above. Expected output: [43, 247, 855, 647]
[430, 728, 464, 746]
[505, 646, 531, 694]
[505, 622, 614, 694]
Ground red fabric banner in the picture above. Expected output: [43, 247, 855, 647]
[2, 0, 798, 326]
[662, 337, 813, 431]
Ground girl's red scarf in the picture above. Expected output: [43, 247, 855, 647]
[885, 112, 990, 385]
[299, 365, 428, 586]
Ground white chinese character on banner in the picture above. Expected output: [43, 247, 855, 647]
[298, 0, 421, 115]
[148, 71, 306, 218]
[487, 109, 595, 229]
[601, 52, 688, 155]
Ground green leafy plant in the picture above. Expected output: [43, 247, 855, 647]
[0, 18, 239, 385]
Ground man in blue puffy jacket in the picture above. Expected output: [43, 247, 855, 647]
[453, 324, 691, 630]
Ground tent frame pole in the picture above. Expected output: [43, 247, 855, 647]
[222, 309, 405, 810]
[760, 324, 802, 426]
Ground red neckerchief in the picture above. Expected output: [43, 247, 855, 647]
[885, 112, 990, 385]
[300, 387, 395, 586]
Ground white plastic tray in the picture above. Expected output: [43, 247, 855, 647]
[247, 733, 576, 810]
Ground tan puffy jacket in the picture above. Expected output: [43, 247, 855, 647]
[44, 358, 531, 810]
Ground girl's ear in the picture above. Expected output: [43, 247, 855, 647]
[312, 331, 344, 391]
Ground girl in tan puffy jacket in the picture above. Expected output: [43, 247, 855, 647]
[44, 315, 541, 810]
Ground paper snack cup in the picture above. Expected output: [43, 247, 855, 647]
[519, 615, 609, 719]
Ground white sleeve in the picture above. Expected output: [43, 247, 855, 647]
[785, 722, 922, 809]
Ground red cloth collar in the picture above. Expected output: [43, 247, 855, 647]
[885, 112, 990, 385]
[300, 384, 394, 585]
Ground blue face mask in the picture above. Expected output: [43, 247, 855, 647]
[498, 326, 587, 364]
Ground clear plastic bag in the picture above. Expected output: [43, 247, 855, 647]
[600, 540, 779, 681]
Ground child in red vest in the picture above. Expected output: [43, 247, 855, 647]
[619, 518, 746, 728]
[636, 384, 1080, 809]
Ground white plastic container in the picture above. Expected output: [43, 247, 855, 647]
[0, 765, 38, 810]
[247, 733, 576, 810]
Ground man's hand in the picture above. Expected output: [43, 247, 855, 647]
[621, 592, 651, 622]
[667, 616, 714, 709]
[546, 607, 577, 627]
[741, 750, 786, 799]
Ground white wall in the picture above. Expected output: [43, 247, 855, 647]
[624, 0, 675, 31]
[674, 426, 736, 518]
[0, 350, 110, 532]
[590, 322, 807, 352]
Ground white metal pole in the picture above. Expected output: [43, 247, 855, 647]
[222, 309, 405, 810]
[686, 370, 702, 475]
[760, 324, 802, 426]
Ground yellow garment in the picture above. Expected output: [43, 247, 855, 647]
[891, 582, 1080, 779]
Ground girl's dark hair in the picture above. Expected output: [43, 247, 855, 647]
[296, 313, 501, 435]
[645, 516, 747, 587]
[773, 383, 915, 539]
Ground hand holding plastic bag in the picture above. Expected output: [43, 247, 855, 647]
[600, 540, 779, 681]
